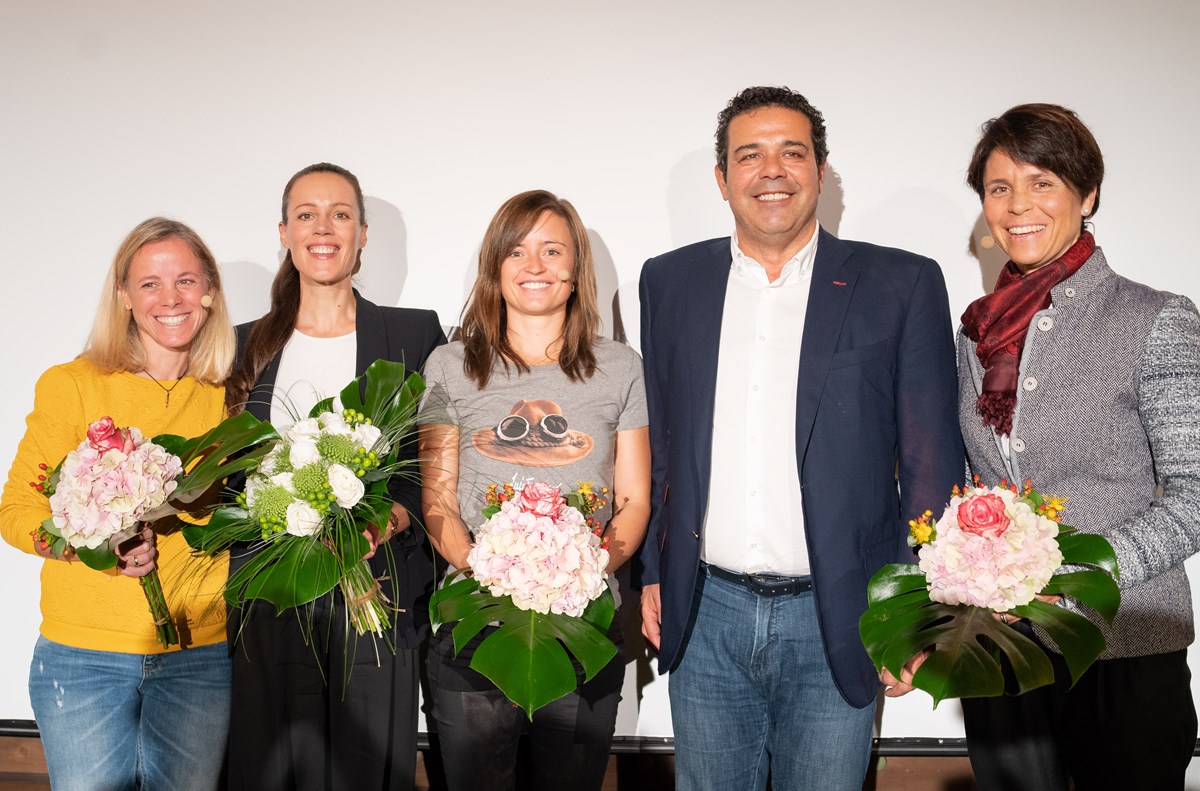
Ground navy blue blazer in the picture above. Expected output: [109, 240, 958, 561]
[232, 290, 446, 648]
[637, 228, 963, 707]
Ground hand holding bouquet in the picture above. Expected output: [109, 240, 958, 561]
[430, 479, 616, 717]
[861, 478, 1120, 704]
[32, 413, 277, 648]
[183, 359, 426, 642]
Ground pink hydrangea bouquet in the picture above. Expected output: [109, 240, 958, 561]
[33, 413, 278, 648]
[860, 478, 1120, 704]
[430, 479, 616, 717]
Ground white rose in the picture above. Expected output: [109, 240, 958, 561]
[269, 472, 296, 493]
[318, 411, 353, 436]
[327, 464, 365, 508]
[287, 418, 321, 441]
[285, 500, 323, 536]
[352, 423, 386, 454]
[289, 440, 321, 469]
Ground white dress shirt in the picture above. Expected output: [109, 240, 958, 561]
[701, 229, 819, 576]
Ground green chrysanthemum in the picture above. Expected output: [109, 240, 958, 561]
[272, 445, 294, 474]
[317, 434, 357, 464]
[252, 483, 294, 523]
[292, 462, 330, 499]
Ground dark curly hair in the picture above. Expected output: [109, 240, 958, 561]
[715, 86, 829, 177]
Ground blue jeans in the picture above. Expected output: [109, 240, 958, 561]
[669, 568, 875, 791]
[29, 636, 231, 791]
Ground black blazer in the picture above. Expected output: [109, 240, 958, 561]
[233, 290, 446, 647]
[638, 229, 964, 707]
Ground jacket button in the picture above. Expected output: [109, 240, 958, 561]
[1037, 316, 1054, 331]
[1023, 376, 1038, 391]
[1064, 287, 1077, 298]
[1011, 437, 1026, 453]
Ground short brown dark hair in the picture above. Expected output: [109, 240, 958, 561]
[967, 103, 1104, 231]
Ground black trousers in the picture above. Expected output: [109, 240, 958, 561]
[226, 593, 420, 791]
[962, 626, 1196, 791]
[426, 623, 624, 791]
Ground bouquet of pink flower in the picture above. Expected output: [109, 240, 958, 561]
[430, 479, 616, 717]
[861, 478, 1120, 704]
[33, 414, 279, 648]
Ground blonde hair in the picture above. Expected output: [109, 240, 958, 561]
[84, 217, 235, 384]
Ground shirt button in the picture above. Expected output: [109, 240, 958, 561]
[1064, 287, 1076, 298]
[752, 384, 760, 391]
[1023, 376, 1038, 391]
[1037, 316, 1054, 331]
[759, 335, 766, 341]
[1011, 437, 1026, 453]
[750, 490, 758, 497]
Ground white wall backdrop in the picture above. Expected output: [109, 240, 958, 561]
[3, 0, 1198, 744]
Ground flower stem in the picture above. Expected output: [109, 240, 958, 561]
[140, 570, 178, 648]
[340, 561, 390, 637]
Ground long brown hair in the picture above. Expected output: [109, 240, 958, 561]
[224, 163, 366, 412]
[460, 190, 600, 389]
[85, 217, 235, 385]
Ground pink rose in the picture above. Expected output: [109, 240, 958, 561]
[86, 417, 134, 454]
[518, 482, 564, 519]
[958, 493, 1011, 538]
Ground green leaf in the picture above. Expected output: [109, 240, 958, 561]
[1013, 598, 1107, 686]
[428, 576, 618, 717]
[232, 540, 341, 610]
[471, 611, 579, 719]
[75, 543, 118, 571]
[1040, 569, 1120, 624]
[866, 563, 928, 605]
[181, 507, 259, 554]
[1057, 532, 1120, 577]
[153, 411, 280, 504]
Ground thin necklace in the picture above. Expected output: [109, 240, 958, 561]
[142, 366, 188, 408]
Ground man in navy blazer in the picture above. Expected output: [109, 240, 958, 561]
[638, 86, 963, 789]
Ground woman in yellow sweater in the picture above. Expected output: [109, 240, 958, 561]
[0, 217, 236, 791]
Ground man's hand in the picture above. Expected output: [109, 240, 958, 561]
[641, 583, 662, 650]
[880, 649, 929, 698]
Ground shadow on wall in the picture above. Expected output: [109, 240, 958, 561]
[665, 148, 847, 248]
[357, 196, 409, 307]
[968, 213, 1009, 295]
[589, 229, 624, 343]
[219, 260, 276, 326]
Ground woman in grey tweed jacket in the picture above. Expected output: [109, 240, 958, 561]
[957, 105, 1200, 790]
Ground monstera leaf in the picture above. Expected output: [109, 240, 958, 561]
[430, 573, 617, 718]
[860, 530, 1120, 706]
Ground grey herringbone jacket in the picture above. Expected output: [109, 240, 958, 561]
[958, 247, 1200, 659]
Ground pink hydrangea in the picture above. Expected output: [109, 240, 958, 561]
[918, 485, 1063, 612]
[468, 484, 609, 617]
[49, 426, 183, 550]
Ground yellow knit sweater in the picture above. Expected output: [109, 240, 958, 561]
[0, 358, 229, 654]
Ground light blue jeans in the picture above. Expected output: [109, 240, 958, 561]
[669, 568, 876, 791]
[29, 636, 231, 791]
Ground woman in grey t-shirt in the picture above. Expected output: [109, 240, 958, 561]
[420, 190, 650, 791]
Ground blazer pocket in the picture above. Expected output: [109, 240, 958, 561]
[829, 337, 894, 370]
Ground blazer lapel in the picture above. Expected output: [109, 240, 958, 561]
[687, 240, 733, 484]
[796, 228, 857, 460]
[353, 289, 390, 376]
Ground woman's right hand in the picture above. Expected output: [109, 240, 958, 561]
[114, 527, 158, 578]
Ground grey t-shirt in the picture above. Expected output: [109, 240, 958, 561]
[421, 337, 648, 533]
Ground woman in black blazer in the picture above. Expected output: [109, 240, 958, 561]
[223, 162, 444, 791]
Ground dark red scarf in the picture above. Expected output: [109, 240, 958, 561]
[961, 231, 1095, 435]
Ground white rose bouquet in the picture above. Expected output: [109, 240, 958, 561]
[183, 360, 426, 639]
